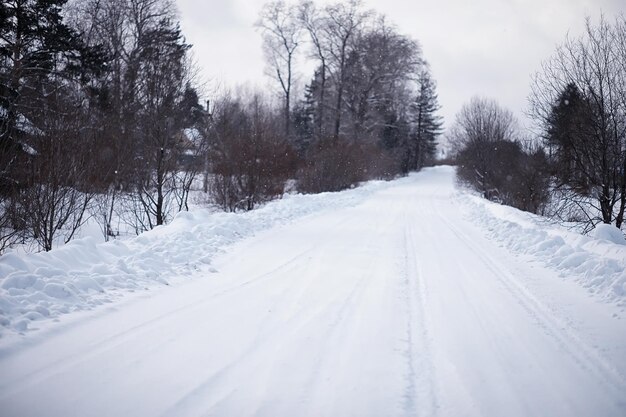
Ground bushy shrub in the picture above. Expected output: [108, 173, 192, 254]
[296, 139, 395, 194]
[457, 140, 550, 214]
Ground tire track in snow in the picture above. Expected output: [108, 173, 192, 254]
[0, 210, 358, 409]
[438, 210, 626, 407]
[159, 202, 396, 417]
[0, 245, 320, 400]
[158, 266, 358, 416]
[286, 198, 407, 417]
[3, 167, 624, 417]
[402, 216, 438, 416]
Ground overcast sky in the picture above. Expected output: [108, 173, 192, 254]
[176, 0, 624, 129]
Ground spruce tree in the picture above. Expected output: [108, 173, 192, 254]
[545, 82, 590, 191]
[292, 93, 314, 154]
[408, 68, 443, 170]
[0, 0, 104, 194]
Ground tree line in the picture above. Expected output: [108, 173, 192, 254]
[0, 0, 443, 253]
[254, 0, 443, 194]
[450, 15, 626, 234]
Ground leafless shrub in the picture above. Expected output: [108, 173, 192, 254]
[530, 15, 626, 229]
[296, 139, 393, 193]
[452, 98, 551, 214]
[0, 197, 25, 252]
[208, 94, 298, 211]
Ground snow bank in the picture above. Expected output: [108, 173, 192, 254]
[3, 168, 625, 339]
[590, 224, 626, 245]
[460, 194, 626, 306]
[0, 180, 393, 336]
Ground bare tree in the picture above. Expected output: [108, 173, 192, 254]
[449, 97, 519, 199]
[451, 98, 550, 213]
[74, 0, 195, 232]
[92, 182, 121, 241]
[325, 0, 371, 139]
[257, 1, 302, 136]
[293, 0, 372, 140]
[342, 17, 421, 141]
[133, 18, 190, 227]
[208, 93, 297, 211]
[173, 121, 210, 212]
[19, 89, 94, 252]
[296, 1, 428, 177]
[0, 197, 25, 252]
[298, 1, 329, 138]
[530, 15, 626, 229]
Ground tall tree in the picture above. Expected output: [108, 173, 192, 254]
[0, 0, 105, 251]
[343, 17, 421, 141]
[408, 67, 443, 170]
[134, 18, 190, 227]
[530, 15, 626, 228]
[323, 0, 369, 139]
[544, 83, 591, 190]
[0, 0, 101, 194]
[298, 1, 330, 138]
[71, 0, 196, 232]
[257, 0, 302, 137]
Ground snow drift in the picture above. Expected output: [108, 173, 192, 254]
[1, 166, 625, 339]
[0, 179, 392, 337]
[461, 193, 626, 306]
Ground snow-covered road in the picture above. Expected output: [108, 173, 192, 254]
[1, 167, 625, 417]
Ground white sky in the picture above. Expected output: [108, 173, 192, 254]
[176, 0, 624, 129]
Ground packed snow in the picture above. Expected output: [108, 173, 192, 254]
[462, 194, 626, 305]
[0, 179, 393, 338]
[0, 166, 625, 417]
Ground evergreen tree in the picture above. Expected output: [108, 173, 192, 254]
[304, 68, 329, 139]
[179, 84, 204, 128]
[134, 18, 191, 227]
[379, 104, 411, 174]
[544, 82, 591, 191]
[292, 106, 313, 155]
[408, 68, 443, 170]
[0, 0, 104, 194]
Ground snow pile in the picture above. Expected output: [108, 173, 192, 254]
[0, 179, 395, 336]
[3, 168, 625, 339]
[590, 224, 626, 245]
[461, 194, 626, 306]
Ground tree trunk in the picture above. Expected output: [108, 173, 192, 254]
[615, 155, 626, 228]
[318, 64, 326, 138]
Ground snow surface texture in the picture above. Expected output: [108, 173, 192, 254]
[0, 180, 391, 337]
[2, 167, 625, 339]
[462, 194, 626, 305]
[0, 166, 625, 417]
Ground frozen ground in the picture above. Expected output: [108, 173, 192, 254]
[0, 166, 625, 416]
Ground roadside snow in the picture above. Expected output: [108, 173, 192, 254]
[461, 194, 626, 306]
[591, 224, 626, 245]
[0, 180, 392, 337]
[2, 166, 626, 340]
[1, 166, 624, 417]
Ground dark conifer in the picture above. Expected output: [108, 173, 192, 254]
[408, 68, 443, 170]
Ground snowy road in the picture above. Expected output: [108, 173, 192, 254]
[1, 168, 626, 417]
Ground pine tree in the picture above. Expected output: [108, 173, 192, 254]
[0, 0, 104, 194]
[134, 18, 191, 227]
[408, 68, 443, 170]
[291, 90, 314, 154]
[545, 82, 590, 191]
